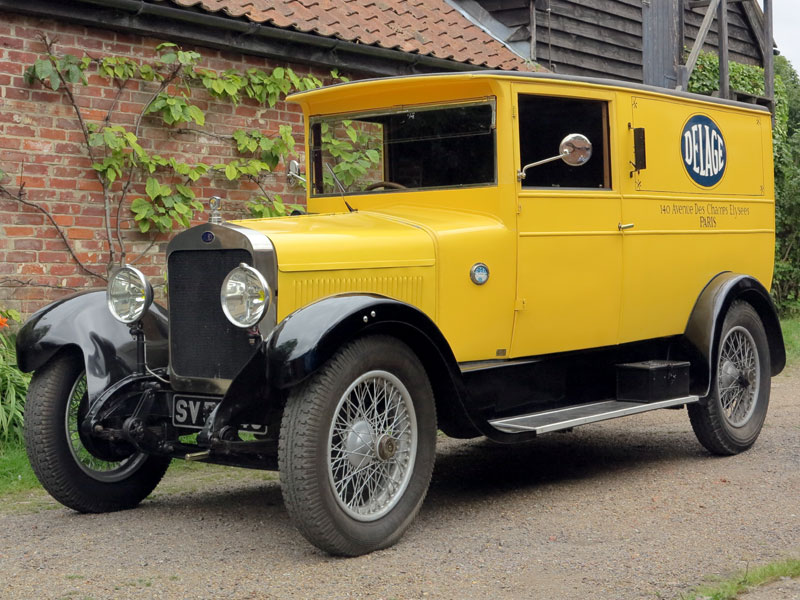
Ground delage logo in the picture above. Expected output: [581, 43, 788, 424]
[681, 114, 726, 187]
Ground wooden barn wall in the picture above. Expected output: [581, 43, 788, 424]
[475, 0, 763, 84]
[684, 4, 762, 67]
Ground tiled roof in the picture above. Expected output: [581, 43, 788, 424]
[163, 0, 530, 70]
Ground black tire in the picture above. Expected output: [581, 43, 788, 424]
[278, 335, 437, 556]
[23, 352, 170, 513]
[688, 301, 771, 455]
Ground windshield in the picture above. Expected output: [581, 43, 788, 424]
[309, 99, 496, 196]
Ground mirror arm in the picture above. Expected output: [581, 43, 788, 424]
[288, 172, 307, 185]
[517, 151, 568, 181]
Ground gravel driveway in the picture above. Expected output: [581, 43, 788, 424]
[2, 371, 798, 600]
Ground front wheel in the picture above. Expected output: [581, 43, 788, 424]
[24, 352, 170, 513]
[278, 336, 437, 556]
[688, 301, 771, 455]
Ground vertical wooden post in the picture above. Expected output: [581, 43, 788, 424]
[677, 0, 685, 77]
[718, 0, 729, 99]
[764, 0, 774, 116]
[529, 0, 537, 61]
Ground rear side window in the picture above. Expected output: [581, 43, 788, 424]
[518, 95, 611, 189]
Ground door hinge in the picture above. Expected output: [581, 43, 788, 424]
[514, 298, 526, 311]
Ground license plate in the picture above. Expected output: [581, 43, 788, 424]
[172, 395, 267, 434]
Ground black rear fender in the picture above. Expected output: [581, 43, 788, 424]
[683, 273, 785, 396]
[15, 290, 169, 403]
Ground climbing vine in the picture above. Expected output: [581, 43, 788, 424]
[2, 35, 325, 277]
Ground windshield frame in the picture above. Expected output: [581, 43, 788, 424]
[308, 97, 498, 197]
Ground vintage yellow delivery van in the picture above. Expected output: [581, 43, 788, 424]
[17, 72, 785, 556]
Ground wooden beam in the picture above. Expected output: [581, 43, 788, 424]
[688, 0, 747, 7]
[764, 0, 774, 116]
[678, 0, 720, 90]
[718, 0, 729, 99]
[529, 0, 537, 61]
[677, 0, 685, 72]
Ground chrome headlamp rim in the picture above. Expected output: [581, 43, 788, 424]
[220, 263, 272, 329]
[107, 265, 153, 324]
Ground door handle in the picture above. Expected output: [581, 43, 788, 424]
[618, 223, 635, 231]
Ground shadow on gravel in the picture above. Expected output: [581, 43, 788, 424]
[130, 419, 710, 527]
[426, 422, 708, 503]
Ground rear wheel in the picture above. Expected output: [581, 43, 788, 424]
[278, 336, 437, 556]
[688, 301, 771, 455]
[24, 352, 170, 513]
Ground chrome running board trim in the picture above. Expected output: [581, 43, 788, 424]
[489, 396, 699, 434]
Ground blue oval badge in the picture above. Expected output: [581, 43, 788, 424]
[681, 114, 726, 187]
[201, 231, 215, 243]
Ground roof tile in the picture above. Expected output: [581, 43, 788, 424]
[162, 0, 529, 70]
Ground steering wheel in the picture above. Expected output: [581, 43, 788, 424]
[364, 181, 407, 191]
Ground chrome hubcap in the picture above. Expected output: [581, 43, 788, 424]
[717, 326, 760, 427]
[328, 370, 417, 522]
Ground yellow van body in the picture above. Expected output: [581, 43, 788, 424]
[234, 72, 775, 365]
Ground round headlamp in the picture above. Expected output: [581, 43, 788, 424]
[220, 263, 271, 329]
[107, 266, 153, 324]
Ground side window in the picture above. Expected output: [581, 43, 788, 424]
[518, 95, 611, 189]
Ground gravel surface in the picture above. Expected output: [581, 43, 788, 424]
[2, 371, 798, 600]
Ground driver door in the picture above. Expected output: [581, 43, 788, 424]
[509, 89, 623, 358]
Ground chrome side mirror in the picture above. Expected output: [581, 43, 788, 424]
[287, 159, 306, 186]
[517, 133, 593, 181]
[558, 133, 592, 166]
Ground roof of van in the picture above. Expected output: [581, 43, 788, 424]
[288, 70, 771, 114]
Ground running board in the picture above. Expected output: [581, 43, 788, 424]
[489, 396, 699, 435]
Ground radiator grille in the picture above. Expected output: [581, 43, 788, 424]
[168, 249, 253, 380]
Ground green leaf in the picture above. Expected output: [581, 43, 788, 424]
[145, 177, 161, 200]
[175, 184, 194, 199]
[67, 64, 82, 84]
[169, 103, 183, 122]
[365, 149, 380, 163]
[34, 59, 53, 82]
[187, 104, 205, 126]
[225, 163, 238, 180]
[130, 197, 152, 215]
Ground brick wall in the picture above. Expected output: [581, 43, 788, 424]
[0, 11, 332, 317]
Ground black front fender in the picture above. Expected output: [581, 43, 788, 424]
[267, 294, 458, 388]
[16, 290, 169, 402]
[266, 294, 478, 438]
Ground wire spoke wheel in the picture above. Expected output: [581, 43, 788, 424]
[279, 335, 436, 556]
[328, 370, 417, 521]
[24, 352, 170, 513]
[716, 326, 760, 427]
[64, 373, 147, 482]
[688, 301, 771, 455]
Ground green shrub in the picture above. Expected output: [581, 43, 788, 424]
[0, 309, 30, 445]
